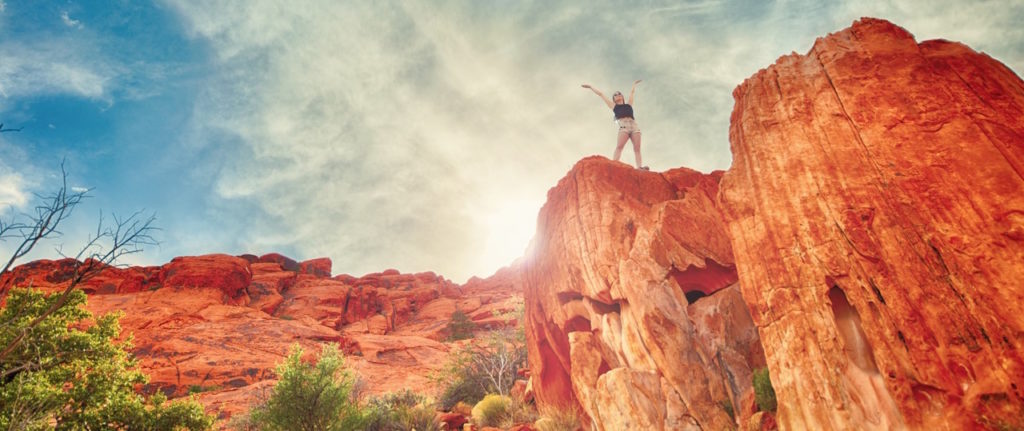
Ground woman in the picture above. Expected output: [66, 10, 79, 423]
[581, 80, 647, 170]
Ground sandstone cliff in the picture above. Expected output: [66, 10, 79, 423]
[522, 156, 766, 430]
[720, 18, 1024, 430]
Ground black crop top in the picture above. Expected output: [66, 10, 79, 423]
[613, 104, 634, 119]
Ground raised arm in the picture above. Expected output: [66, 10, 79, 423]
[582, 84, 615, 110]
[628, 79, 642, 105]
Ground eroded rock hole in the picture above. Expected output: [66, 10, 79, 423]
[829, 285, 880, 373]
[557, 291, 584, 305]
[685, 290, 707, 304]
[587, 298, 621, 315]
[670, 258, 739, 304]
[869, 279, 886, 305]
[565, 315, 592, 333]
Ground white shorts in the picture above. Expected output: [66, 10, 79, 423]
[617, 117, 641, 136]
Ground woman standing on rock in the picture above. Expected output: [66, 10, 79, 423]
[581, 80, 648, 170]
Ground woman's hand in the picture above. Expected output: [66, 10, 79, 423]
[581, 84, 592, 89]
[634, 79, 642, 85]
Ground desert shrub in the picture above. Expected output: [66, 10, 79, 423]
[498, 396, 538, 428]
[436, 318, 527, 409]
[247, 343, 366, 431]
[362, 386, 438, 429]
[753, 367, 777, 412]
[532, 403, 581, 429]
[0, 288, 213, 430]
[535, 403, 581, 431]
[446, 310, 476, 341]
[188, 384, 219, 394]
[439, 373, 487, 410]
[363, 389, 440, 431]
[472, 394, 511, 427]
[372, 388, 422, 409]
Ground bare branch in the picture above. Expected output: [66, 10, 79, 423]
[0, 162, 89, 276]
[0, 161, 159, 364]
[0, 123, 24, 133]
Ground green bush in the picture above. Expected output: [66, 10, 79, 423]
[188, 384, 219, 394]
[364, 403, 440, 431]
[435, 323, 527, 410]
[0, 288, 214, 430]
[446, 310, 476, 341]
[247, 343, 366, 431]
[472, 394, 512, 427]
[752, 367, 777, 412]
[498, 396, 538, 428]
[363, 389, 440, 431]
[438, 374, 487, 411]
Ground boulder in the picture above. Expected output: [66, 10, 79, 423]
[158, 254, 252, 299]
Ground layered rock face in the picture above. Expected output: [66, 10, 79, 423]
[0, 254, 522, 421]
[720, 18, 1024, 430]
[522, 156, 766, 429]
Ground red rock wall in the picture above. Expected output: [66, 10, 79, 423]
[720, 18, 1024, 430]
[0, 253, 522, 424]
[523, 156, 764, 430]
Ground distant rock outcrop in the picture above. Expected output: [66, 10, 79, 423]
[0, 254, 522, 423]
[522, 156, 765, 430]
[720, 17, 1024, 430]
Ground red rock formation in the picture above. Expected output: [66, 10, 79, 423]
[159, 254, 252, 299]
[523, 156, 764, 429]
[720, 18, 1024, 430]
[298, 257, 332, 277]
[0, 252, 522, 426]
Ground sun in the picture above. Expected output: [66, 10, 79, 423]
[476, 198, 541, 277]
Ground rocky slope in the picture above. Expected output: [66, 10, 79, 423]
[0, 254, 522, 422]
[720, 18, 1024, 430]
[521, 156, 766, 430]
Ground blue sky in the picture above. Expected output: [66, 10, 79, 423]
[1, 1, 1022, 282]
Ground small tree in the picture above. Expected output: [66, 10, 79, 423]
[0, 288, 213, 430]
[1, 163, 157, 363]
[445, 310, 476, 341]
[437, 306, 527, 409]
[0, 163, 210, 429]
[248, 344, 366, 431]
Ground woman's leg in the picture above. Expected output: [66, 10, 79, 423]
[613, 131, 629, 161]
[631, 133, 643, 168]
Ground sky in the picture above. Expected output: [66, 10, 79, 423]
[1, 1, 1022, 282]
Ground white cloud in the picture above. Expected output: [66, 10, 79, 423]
[0, 139, 34, 214]
[164, 1, 603, 280]
[0, 172, 26, 210]
[0, 38, 116, 101]
[60, 11, 83, 29]
[161, 0, 1024, 281]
